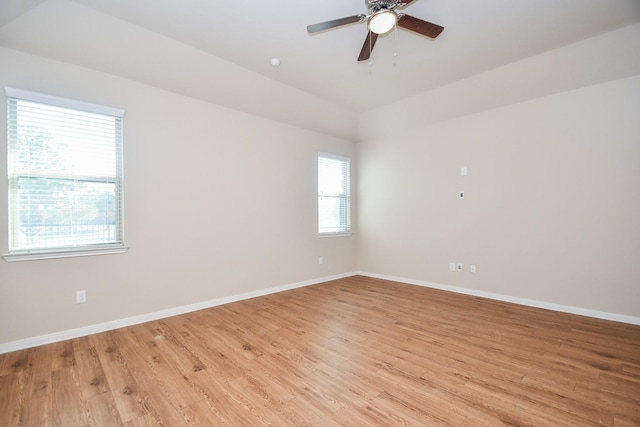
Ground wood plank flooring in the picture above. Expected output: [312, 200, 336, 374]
[1, 275, 639, 426]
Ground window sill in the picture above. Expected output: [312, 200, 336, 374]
[3, 246, 129, 262]
[318, 232, 353, 238]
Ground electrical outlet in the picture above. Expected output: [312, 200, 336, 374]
[458, 191, 465, 199]
[76, 290, 87, 304]
[319, 256, 324, 265]
[449, 262, 456, 271]
[457, 264, 463, 272]
[470, 265, 476, 273]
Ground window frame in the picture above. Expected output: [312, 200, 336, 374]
[3, 87, 128, 262]
[318, 152, 352, 237]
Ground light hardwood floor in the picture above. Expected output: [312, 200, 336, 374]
[1, 275, 639, 426]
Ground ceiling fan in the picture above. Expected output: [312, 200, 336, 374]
[307, 0, 444, 62]
[307, 0, 444, 61]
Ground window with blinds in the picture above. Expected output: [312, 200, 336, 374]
[318, 153, 351, 235]
[5, 88, 125, 256]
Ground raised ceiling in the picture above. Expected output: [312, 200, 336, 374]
[1, 0, 640, 137]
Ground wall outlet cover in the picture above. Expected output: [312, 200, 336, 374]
[76, 290, 87, 304]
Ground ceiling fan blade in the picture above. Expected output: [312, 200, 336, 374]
[358, 31, 379, 62]
[397, 15, 444, 38]
[307, 15, 364, 33]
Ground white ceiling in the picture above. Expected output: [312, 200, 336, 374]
[1, 0, 640, 134]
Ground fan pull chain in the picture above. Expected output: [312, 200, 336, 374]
[368, 30, 373, 74]
[393, 23, 398, 67]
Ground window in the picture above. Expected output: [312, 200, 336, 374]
[5, 88, 126, 261]
[318, 153, 351, 235]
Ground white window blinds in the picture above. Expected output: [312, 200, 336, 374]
[6, 88, 125, 254]
[318, 153, 351, 235]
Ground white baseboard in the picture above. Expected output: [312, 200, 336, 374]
[357, 271, 640, 326]
[0, 272, 357, 355]
[4, 271, 637, 354]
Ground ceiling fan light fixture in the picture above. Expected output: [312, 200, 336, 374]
[368, 9, 397, 34]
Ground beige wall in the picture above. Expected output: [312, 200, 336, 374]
[356, 74, 640, 317]
[2, 22, 639, 348]
[0, 47, 356, 345]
